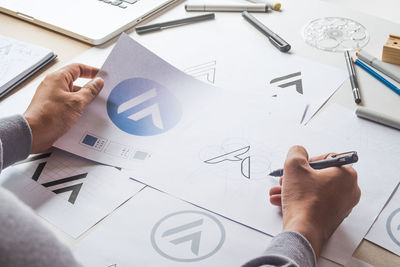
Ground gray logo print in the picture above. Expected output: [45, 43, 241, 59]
[386, 208, 400, 247]
[151, 210, 225, 262]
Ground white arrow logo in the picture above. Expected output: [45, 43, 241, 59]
[117, 88, 164, 129]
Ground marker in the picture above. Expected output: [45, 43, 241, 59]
[356, 107, 400, 130]
[185, 4, 270, 12]
[354, 58, 400, 96]
[344, 51, 361, 104]
[136, 13, 215, 34]
[269, 151, 358, 177]
[242, 11, 291, 52]
[357, 50, 400, 84]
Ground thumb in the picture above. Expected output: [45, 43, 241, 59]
[284, 145, 310, 173]
[78, 77, 104, 105]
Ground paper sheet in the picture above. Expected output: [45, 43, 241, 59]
[54, 34, 226, 169]
[0, 148, 145, 238]
[0, 34, 53, 92]
[73, 187, 273, 266]
[127, 104, 400, 265]
[366, 183, 400, 256]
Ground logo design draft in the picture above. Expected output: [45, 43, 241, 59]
[204, 146, 251, 179]
[185, 61, 216, 84]
[386, 208, 400, 247]
[107, 78, 182, 136]
[151, 210, 225, 262]
[270, 71, 303, 95]
[18, 152, 86, 204]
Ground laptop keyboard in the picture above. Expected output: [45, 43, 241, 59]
[98, 0, 138, 9]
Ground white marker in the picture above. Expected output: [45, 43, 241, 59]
[357, 50, 400, 84]
[356, 107, 400, 130]
[185, 4, 270, 12]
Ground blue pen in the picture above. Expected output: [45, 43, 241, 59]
[354, 59, 400, 96]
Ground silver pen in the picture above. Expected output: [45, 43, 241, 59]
[344, 51, 361, 104]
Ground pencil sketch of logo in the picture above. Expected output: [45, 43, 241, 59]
[270, 71, 303, 95]
[107, 78, 182, 136]
[204, 146, 251, 179]
[151, 210, 225, 262]
[185, 61, 216, 84]
[386, 208, 400, 247]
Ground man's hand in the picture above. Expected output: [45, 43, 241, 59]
[24, 63, 104, 154]
[269, 146, 361, 257]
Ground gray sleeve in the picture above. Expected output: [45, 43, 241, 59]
[0, 115, 81, 266]
[0, 115, 32, 170]
[243, 231, 317, 267]
[0, 186, 82, 267]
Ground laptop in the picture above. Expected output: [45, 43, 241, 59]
[0, 0, 180, 45]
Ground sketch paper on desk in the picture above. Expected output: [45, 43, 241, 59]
[366, 183, 400, 257]
[0, 149, 145, 238]
[127, 104, 400, 265]
[73, 187, 274, 266]
[54, 33, 310, 168]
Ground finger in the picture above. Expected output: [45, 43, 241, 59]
[279, 177, 283, 185]
[270, 194, 282, 206]
[72, 85, 82, 92]
[284, 145, 309, 171]
[59, 63, 100, 82]
[269, 186, 281, 196]
[76, 77, 104, 106]
[309, 152, 336, 162]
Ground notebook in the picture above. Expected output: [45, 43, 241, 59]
[0, 35, 56, 99]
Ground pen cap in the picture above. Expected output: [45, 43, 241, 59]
[357, 50, 375, 64]
[265, 2, 281, 11]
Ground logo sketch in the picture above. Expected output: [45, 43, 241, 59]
[185, 61, 216, 84]
[18, 152, 86, 204]
[204, 146, 251, 179]
[107, 78, 182, 136]
[270, 71, 303, 95]
[151, 210, 225, 262]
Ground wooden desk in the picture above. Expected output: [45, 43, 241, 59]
[1, 4, 400, 267]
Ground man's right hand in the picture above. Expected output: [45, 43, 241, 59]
[269, 146, 361, 257]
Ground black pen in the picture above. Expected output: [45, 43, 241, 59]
[136, 13, 215, 35]
[344, 51, 361, 104]
[268, 151, 358, 177]
[242, 11, 291, 53]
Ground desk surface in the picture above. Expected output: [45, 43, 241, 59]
[1, 1, 400, 266]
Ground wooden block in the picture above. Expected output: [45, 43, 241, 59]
[382, 34, 400, 65]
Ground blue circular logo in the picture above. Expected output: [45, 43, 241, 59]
[107, 78, 182, 136]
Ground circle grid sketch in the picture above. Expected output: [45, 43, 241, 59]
[303, 17, 369, 52]
[107, 78, 182, 136]
[386, 208, 400, 247]
[151, 210, 226, 262]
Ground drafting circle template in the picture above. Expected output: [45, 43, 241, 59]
[303, 17, 369, 52]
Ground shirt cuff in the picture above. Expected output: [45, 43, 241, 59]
[267, 231, 317, 267]
[242, 231, 317, 267]
[0, 115, 32, 170]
